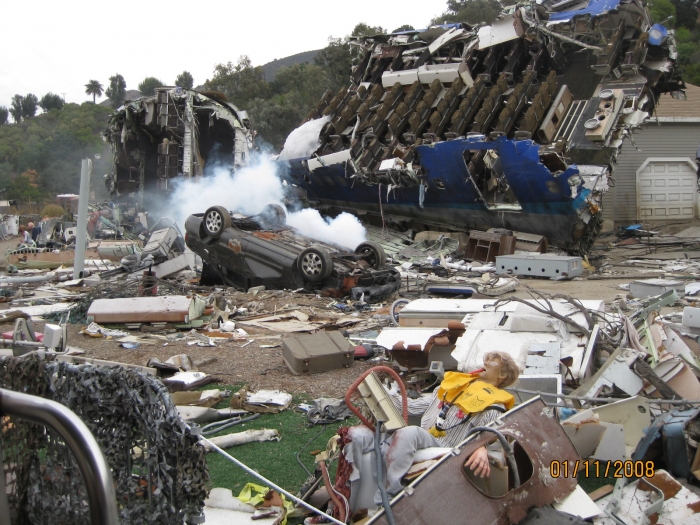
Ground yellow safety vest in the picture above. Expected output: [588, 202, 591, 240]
[436, 372, 514, 414]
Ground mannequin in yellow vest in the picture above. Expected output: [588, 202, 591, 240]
[340, 351, 521, 515]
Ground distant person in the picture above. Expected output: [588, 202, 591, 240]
[18, 225, 32, 246]
[696, 142, 700, 178]
[28, 222, 41, 243]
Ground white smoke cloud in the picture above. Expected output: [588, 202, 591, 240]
[286, 208, 367, 249]
[167, 150, 366, 250]
[167, 156, 285, 230]
[277, 116, 329, 161]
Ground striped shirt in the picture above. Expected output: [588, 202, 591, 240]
[392, 391, 504, 448]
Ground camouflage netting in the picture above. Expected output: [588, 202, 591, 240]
[0, 353, 209, 524]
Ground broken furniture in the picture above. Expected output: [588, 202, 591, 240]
[1, 318, 67, 356]
[463, 230, 516, 264]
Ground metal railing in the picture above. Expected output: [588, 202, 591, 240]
[0, 388, 119, 524]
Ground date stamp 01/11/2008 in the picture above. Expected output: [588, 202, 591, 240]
[550, 460, 655, 479]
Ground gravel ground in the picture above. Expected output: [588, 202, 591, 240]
[3, 225, 697, 399]
[0, 289, 382, 399]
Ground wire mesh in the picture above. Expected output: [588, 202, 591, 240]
[0, 354, 208, 524]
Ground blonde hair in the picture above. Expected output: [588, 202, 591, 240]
[483, 351, 520, 388]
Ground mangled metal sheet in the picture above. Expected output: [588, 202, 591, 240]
[367, 398, 579, 525]
[104, 87, 252, 205]
[280, 3, 683, 254]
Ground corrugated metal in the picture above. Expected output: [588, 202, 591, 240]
[601, 122, 700, 222]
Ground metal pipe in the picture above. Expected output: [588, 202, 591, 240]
[199, 435, 346, 525]
[0, 388, 118, 524]
[201, 413, 260, 436]
[73, 158, 91, 280]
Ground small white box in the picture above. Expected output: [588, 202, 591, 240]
[43, 324, 63, 348]
[683, 307, 700, 328]
[142, 228, 179, 259]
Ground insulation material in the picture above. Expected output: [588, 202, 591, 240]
[202, 429, 280, 452]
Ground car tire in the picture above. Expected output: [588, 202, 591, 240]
[261, 204, 286, 225]
[203, 206, 231, 239]
[355, 241, 386, 269]
[297, 246, 333, 283]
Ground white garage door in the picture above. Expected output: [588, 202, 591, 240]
[637, 158, 697, 219]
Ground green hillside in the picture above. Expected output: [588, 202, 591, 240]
[260, 50, 321, 82]
[0, 103, 113, 202]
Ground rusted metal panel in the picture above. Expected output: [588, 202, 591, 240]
[370, 398, 578, 525]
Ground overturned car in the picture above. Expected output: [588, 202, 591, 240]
[185, 205, 401, 301]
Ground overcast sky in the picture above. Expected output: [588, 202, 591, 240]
[0, 0, 444, 109]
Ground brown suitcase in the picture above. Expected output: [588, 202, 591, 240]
[282, 331, 354, 375]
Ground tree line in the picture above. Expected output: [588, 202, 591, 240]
[0, 71, 196, 125]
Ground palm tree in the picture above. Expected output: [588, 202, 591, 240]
[85, 80, 104, 104]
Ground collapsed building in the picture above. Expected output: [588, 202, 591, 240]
[278, 0, 684, 254]
[104, 87, 253, 206]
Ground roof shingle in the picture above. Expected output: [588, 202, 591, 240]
[654, 83, 700, 118]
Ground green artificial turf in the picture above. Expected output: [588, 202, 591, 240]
[200, 384, 358, 497]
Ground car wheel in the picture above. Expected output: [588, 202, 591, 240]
[297, 246, 333, 283]
[355, 241, 386, 269]
[261, 204, 286, 225]
[203, 206, 231, 239]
